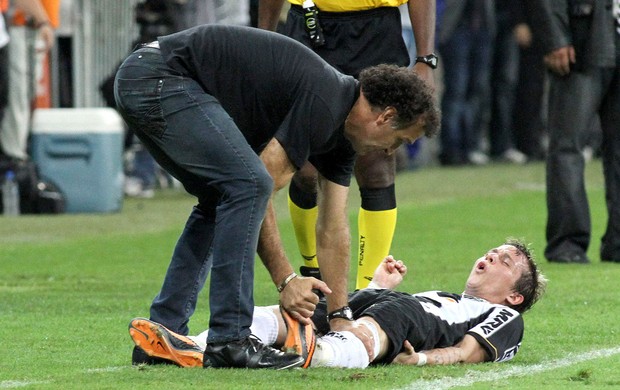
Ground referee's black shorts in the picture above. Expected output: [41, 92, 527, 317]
[280, 5, 410, 78]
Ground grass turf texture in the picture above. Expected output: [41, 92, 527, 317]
[1, 160, 620, 389]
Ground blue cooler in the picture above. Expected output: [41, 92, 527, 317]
[30, 108, 124, 213]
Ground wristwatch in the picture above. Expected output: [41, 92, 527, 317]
[327, 306, 354, 321]
[414, 53, 438, 69]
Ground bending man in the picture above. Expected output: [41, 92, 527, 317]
[115, 24, 439, 369]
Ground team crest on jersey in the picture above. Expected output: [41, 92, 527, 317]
[497, 344, 520, 362]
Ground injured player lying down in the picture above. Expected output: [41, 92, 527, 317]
[129, 239, 547, 369]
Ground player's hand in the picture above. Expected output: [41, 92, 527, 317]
[393, 340, 422, 366]
[371, 255, 407, 289]
[331, 319, 375, 362]
[279, 276, 331, 324]
[544, 46, 575, 76]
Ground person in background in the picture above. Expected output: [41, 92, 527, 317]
[488, 0, 528, 165]
[437, 0, 494, 166]
[513, 0, 548, 162]
[0, 2, 11, 142]
[258, 0, 437, 291]
[529, 0, 620, 264]
[0, 0, 55, 162]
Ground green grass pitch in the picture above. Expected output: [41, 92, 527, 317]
[1, 160, 619, 389]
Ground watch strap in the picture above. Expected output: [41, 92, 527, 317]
[327, 306, 353, 321]
[414, 53, 438, 69]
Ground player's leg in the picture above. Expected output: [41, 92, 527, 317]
[311, 317, 384, 368]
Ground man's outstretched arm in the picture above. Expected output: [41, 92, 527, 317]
[257, 138, 331, 324]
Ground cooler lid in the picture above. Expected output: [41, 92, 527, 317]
[31, 108, 124, 134]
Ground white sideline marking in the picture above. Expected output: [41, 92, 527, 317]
[1, 367, 127, 388]
[0, 381, 48, 388]
[399, 347, 620, 390]
[85, 366, 127, 373]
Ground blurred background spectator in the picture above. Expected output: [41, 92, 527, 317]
[488, 0, 527, 165]
[0, 0, 57, 162]
[436, 0, 494, 166]
[9, 0, 593, 195]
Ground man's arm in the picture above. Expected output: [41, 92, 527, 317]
[14, 0, 55, 50]
[258, 0, 286, 31]
[523, 0, 573, 75]
[392, 334, 487, 366]
[407, 0, 436, 90]
[315, 174, 350, 316]
[257, 138, 331, 324]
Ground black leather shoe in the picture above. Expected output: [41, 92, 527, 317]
[203, 335, 304, 370]
[600, 244, 620, 262]
[548, 252, 591, 264]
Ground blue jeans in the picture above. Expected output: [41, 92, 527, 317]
[114, 48, 273, 342]
[438, 23, 492, 162]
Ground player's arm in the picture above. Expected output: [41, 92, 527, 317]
[257, 138, 331, 324]
[258, 0, 286, 31]
[407, 0, 436, 90]
[392, 334, 487, 366]
[366, 256, 408, 290]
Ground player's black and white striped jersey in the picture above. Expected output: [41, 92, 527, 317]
[409, 291, 523, 362]
[314, 288, 524, 364]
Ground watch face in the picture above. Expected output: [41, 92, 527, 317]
[417, 55, 438, 69]
[344, 306, 353, 319]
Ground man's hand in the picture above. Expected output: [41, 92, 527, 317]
[544, 46, 575, 76]
[393, 340, 423, 365]
[371, 255, 407, 289]
[331, 319, 375, 362]
[37, 23, 55, 52]
[280, 276, 331, 324]
[513, 23, 532, 48]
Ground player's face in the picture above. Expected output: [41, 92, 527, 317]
[344, 93, 426, 156]
[465, 245, 529, 306]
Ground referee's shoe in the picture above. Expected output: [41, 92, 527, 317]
[129, 317, 203, 367]
[280, 307, 316, 368]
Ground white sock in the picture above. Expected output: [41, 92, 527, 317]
[250, 306, 279, 346]
[189, 330, 208, 350]
[189, 307, 279, 350]
[311, 331, 370, 368]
